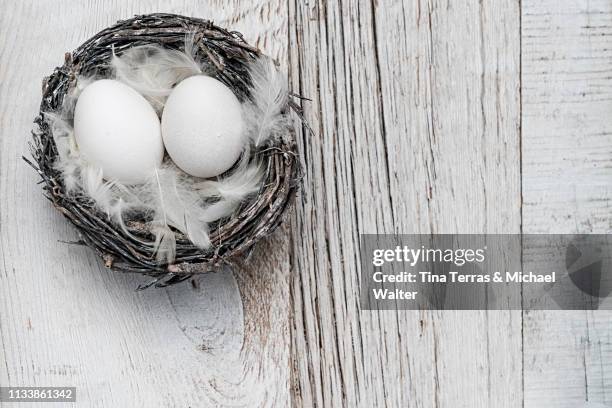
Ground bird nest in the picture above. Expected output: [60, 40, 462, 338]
[26, 13, 301, 288]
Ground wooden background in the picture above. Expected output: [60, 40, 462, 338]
[1, 0, 611, 407]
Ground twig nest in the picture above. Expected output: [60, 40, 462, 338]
[27, 14, 302, 289]
[162, 75, 245, 178]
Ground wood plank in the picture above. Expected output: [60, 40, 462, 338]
[522, 0, 612, 406]
[0, 1, 291, 406]
[4, 0, 609, 406]
[288, 0, 522, 406]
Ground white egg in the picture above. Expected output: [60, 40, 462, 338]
[74, 79, 163, 184]
[161, 75, 245, 178]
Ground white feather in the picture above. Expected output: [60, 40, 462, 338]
[196, 162, 263, 223]
[148, 165, 211, 249]
[46, 120, 84, 194]
[199, 200, 241, 223]
[243, 57, 292, 147]
[194, 158, 262, 199]
[111, 34, 203, 114]
[81, 165, 115, 211]
[152, 224, 176, 264]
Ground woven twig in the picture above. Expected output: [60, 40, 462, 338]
[26, 13, 301, 288]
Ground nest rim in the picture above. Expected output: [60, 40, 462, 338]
[28, 13, 301, 288]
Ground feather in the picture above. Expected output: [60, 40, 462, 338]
[80, 165, 115, 212]
[194, 158, 262, 200]
[111, 34, 203, 114]
[148, 165, 211, 250]
[62, 76, 95, 113]
[152, 225, 176, 264]
[45, 111, 81, 192]
[243, 57, 292, 147]
[194, 152, 264, 222]
[199, 200, 241, 223]
[46, 77, 96, 193]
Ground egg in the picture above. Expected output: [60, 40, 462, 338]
[161, 75, 245, 178]
[74, 79, 163, 184]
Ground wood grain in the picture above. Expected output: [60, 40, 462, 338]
[0, 0, 290, 407]
[1, 0, 610, 407]
[288, 0, 522, 406]
[522, 0, 612, 406]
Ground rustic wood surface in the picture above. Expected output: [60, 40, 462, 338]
[288, 1, 524, 407]
[0, 1, 291, 407]
[522, 0, 612, 406]
[0, 0, 610, 407]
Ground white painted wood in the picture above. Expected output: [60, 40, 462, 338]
[0, 1, 290, 407]
[2, 0, 610, 406]
[288, 0, 522, 406]
[522, 0, 612, 407]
